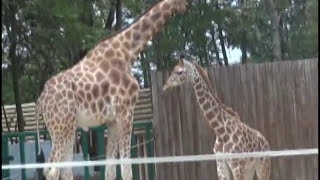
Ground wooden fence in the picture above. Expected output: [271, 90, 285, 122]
[151, 58, 318, 180]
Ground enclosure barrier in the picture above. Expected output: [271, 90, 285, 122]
[2, 121, 154, 180]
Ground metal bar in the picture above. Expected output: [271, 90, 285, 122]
[2, 121, 154, 180]
[116, 162, 121, 179]
[2, 130, 48, 138]
[34, 134, 39, 156]
[2, 137, 11, 179]
[2, 121, 152, 138]
[19, 135, 26, 180]
[96, 127, 105, 180]
[81, 130, 90, 180]
[145, 124, 154, 180]
[131, 134, 139, 180]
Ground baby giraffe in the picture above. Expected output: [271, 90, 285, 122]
[163, 56, 271, 180]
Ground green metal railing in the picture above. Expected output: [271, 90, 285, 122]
[2, 121, 154, 180]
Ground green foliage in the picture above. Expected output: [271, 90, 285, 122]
[2, 0, 318, 105]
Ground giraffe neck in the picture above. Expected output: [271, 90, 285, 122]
[100, 0, 180, 63]
[191, 67, 239, 141]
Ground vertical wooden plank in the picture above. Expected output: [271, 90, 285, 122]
[310, 59, 318, 147]
[255, 64, 266, 137]
[150, 71, 163, 180]
[275, 61, 290, 180]
[196, 101, 208, 180]
[184, 82, 196, 180]
[191, 83, 202, 180]
[137, 136, 144, 180]
[279, 61, 290, 149]
[206, 67, 221, 180]
[164, 71, 178, 180]
[171, 86, 185, 180]
[207, 67, 218, 180]
[178, 82, 190, 180]
[245, 64, 258, 129]
[305, 59, 313, 180]
[301, 59, 315, 180]
[221, 65, 232, 106]
[291, 60, 306, 180]
[240, 65, 251, 126]
[214, 67, 224, 102]
[309, 59, 318, 180]
[260, 62, 277, 179]
[208, 66, 218, 95]
[236, 65, 246, 127]
[159, 71, 171, 179]
[227, 66, 239, 113]
[231, 65, 244, 121]
[176, 85, 187, 180]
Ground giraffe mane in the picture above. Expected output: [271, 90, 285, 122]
[192, 62, 240, 119]
[99, 0, 164, 43]
[192, 62, 213, 92]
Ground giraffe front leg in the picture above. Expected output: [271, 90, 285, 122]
[119, 131, 133, 180]
[119, 111, 133, 180]
[105, 125, 119, 180]
[229, 160, 245, 180]
[216, 160, 232, 180]
[256, 158, 271, 180]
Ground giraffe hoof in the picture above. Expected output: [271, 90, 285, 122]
[44, 167, 50, 176]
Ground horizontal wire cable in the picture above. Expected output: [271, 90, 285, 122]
[2, 148, 318, 170]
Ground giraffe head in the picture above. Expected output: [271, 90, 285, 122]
[163, 56, 197, 91]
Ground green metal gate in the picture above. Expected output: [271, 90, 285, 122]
[2, 121, 154, 180]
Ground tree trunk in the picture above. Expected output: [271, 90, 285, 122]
[115, 0, 122, 30]
[268, 0, 282, 61]
[204, 56, 210, 67]
[272, 13, 282, 61]
[241, 32, 247, 64]
[105, 1, 116, 30]
[140, 53, 150, 88]
[215, 3, 229, 66]
[38, 53, 54, 96]
[10, 39, 24, 133]
[218, 25, 229, 66]
[210, 27, 223, 66]
[7, 3, 25, 132]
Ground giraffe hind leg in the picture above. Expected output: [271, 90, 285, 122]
[60, 133, 75, 180]
[45, 141, 62, 180]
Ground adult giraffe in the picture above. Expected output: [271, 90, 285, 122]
[35, 0, 187, 179]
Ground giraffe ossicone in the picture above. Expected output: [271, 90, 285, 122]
[35, 0, 187, 179]
[163, 58, 271, 180]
